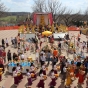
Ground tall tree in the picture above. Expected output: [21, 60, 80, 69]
[0, 0, 7, 17]
[45, 0, 66, 22]
[84, 7, 88, 22]
[32, 0, 66, 22]
[32, 0, 45, 12]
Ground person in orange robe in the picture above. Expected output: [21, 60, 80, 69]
[53, 48, 58, 57]
[76, 69, 85, 84]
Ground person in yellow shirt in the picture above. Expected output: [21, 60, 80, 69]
[65, 71, 72, 87]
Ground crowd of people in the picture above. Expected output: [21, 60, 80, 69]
[0, 30, 88, 88]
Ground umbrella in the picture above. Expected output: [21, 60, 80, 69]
[42, 31, 52, 36]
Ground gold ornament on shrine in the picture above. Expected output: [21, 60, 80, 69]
[58, 24, 68, 33]
[18, 25, 25, 33]
[40, 15, 45, 26]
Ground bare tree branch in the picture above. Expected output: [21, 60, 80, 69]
[0, 0, 8, 17]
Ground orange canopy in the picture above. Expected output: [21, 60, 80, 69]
[68, 26, 80, 31]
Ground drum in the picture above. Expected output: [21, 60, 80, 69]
[31, 73, 35, 77]
[17, 73, 21, 76]
[43, 75, 47, 80]
[54, 74, 59, 78]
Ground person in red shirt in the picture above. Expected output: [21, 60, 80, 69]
[2, 50, 6, 64]
[0, 57, 4, 73]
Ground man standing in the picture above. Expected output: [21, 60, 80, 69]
[58, 41, 61, 55]
[2, 50, 6, 63]
[87, 40, 88, 53]
[7, 50, 11, 62]
[11, 37, 14, 45]
[14, 37, 17, 48]
[2, 39, 5, 48]
[46, 50, 52, 66]
[5, 38, 8, 47]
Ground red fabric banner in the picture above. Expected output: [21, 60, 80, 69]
[33, 13, 37, 25]
[48, 13, 53, 25]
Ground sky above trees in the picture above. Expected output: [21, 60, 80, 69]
[1, 0, 88, 13]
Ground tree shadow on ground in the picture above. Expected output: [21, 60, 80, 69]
[77, 84, 83, 88]
[58, 82, 65, 88]
[25, 83, 28, 88]
[4, 71, 12, 78]
[10, 84, 17, 88]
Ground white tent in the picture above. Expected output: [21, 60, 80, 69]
[53, 32, 68, 39]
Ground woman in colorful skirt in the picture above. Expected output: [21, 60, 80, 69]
[26, 69, 32, 87]
[30, 63, 37, 80]
[16, 63, 23, 81]
[12, 67, 19, 87]
[49, 69, 56, 87]
[37, 70, 45, 88]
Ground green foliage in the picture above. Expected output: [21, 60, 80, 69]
[0, 16, 16, 22]
[0, 15, 26, 24]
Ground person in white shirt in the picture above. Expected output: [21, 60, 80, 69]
[62, 66, 67, 82]
[82, 41, 86, 50]
[41, 63, 46, 75]
[30, 63, 37, 79]
[11, 37, 13, 45]
[26, 69, 32, 86]
[20, 53, 25, 60]
[5, 38, 8, 47]
[17, 48, 21, 56]
[12, 67, 19, 86]
[35, 50, 39, 64]
[49, 69, 56, 87]
[53, 64, 58, 74]
[73, 52, 77, 60]
[37, 70, 45, 88]
[16, 63, 23, 81]
[40, 53, 46, 66]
